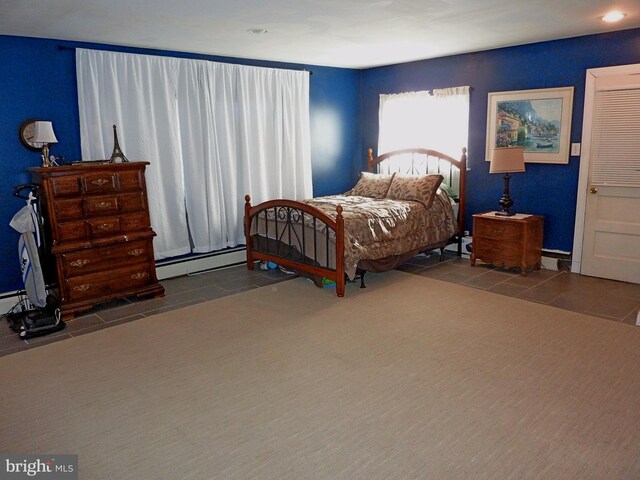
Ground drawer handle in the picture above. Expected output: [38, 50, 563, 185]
[128, 249, 145, 257]
[491, 246, 504, 253]
[69, 259, 89, 268]
[490, 227, 505, 234]
[95, 201, 112, 209]
[96, 223, 114, 231]
[131, 272, 148, 280]
[73, 284, 91, 292]
[91, 178, 110, 186]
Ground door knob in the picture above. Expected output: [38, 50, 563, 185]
[589, 187, 598, 194]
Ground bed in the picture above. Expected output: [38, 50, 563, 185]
[244, 147, 467, 296]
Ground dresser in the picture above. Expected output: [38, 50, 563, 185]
[31, 162, 164, 319]
[471, 213, 544, 275]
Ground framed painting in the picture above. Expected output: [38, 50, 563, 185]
[486, 87, 574, 164]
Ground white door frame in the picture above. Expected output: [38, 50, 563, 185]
[571, 62, 640, 274]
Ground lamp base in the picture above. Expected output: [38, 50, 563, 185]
[496, 173, 514, 217]
[41, 145, 51, 167]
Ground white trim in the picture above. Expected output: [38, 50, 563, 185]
[571, 63, 640, 274]
[156, 249, 247, 279]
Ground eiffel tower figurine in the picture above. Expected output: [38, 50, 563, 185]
[109, 124, 129, 163]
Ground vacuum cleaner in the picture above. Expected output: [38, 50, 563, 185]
[6, 184, 65, 339]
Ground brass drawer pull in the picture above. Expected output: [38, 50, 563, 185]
[69, 259, 89, 268]
[128, 249, 145, 257]
[91, 178, 110, 186]
[95, 201, 112, 209]
[73, 284, 91, 292]
[490, 227, 505, 234]
[131, 272, 148, 280]
[96, 223, 114, 231]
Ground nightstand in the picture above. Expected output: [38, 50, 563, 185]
[471, 212, 544, 275]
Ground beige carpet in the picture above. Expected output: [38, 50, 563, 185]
[2, 271, 640, 479]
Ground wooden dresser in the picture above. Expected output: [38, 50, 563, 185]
[31, 162, 164, 319]
[471, 212, 544, 276]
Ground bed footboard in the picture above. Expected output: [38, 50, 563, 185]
[244, 195, 345, 297]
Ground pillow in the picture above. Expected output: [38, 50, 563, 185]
[386, 173, 444, 209]
[439, 182, 457, 199]
[347, 172, 395, 199]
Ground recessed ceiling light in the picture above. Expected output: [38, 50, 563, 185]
[247, 28, 268, 34]
[602, 11, 626, 22]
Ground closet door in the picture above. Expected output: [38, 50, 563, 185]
[581, 73, 640, 284]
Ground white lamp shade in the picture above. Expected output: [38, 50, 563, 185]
[33, 121, 58, 145]
[489, 146, 525, 174]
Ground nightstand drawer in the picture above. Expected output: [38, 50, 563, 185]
[474, 217, 523, 241]
[473, 241, 522, 265]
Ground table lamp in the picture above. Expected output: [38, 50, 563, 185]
[489, 146, 525, 216]
[33, 121, 58, 167]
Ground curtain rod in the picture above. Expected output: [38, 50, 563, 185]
[58, 45, 312, 75]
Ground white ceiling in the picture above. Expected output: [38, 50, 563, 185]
[1, 0, 638, 69]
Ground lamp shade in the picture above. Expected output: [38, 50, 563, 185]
[489, 146, 525, 174]
[32, 121, 58, 145]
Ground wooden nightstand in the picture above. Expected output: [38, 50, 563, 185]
[471, 212, 544, 275]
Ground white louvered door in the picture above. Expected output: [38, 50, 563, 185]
[581, 73, 640, 283]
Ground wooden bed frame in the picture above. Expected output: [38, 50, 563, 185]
[244, 147, 467, 297]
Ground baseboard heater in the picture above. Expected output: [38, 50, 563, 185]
[155, 247, 247, 280]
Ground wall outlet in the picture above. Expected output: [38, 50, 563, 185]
[571, 143, 581, 156]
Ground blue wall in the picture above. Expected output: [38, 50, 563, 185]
[3, 29, 640, 294]
[0, 35, 361, 294]
[360, 28, 640, 252]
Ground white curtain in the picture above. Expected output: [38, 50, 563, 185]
[378, 86, 470, 160]
[76, 49, 189, 258]
[76, 49, 312, 258]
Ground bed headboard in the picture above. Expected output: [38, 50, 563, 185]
[367, 147, 468, 244]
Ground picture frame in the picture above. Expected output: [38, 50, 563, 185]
[486, 86, 574, 164]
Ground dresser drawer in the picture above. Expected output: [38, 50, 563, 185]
[57, 220, 89, 243]
[84, 195, 119, 216]
[88, 217, 121, 237]
[82, 172, 118, 194]
[118, 192, 146, 213]
[51, 175, 82, 197]
[474, 218, 523, 241]
[65, 263, 154, 303]
[54, 198, 84, 221]
[117, 169, 144, 191]
[60, 240, 153, 278]
[121, 213, 150, 232]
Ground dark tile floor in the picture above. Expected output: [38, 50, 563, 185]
[2, 252, 639, 357]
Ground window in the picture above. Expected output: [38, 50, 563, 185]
[378, 86, 470, 161]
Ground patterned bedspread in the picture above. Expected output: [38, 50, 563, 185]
[251, 190, 457, 279]
[303, 191, 457, 278]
